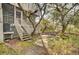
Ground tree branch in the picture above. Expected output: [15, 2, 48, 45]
[64, 3, 78, 17]
[31, 3, 47, 35]
[17, 3, 35, 28]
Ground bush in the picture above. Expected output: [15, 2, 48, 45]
[48, 35, 79, 55]
[0, 43, 17, 55]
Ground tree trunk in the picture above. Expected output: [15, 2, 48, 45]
[42, 25, 47, 33]
[61, 25, 66, 35]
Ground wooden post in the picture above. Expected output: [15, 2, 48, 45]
[14, 6, 16, 24]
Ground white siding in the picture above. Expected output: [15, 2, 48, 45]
[0, 4, 3, 42]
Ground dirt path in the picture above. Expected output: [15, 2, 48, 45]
[23, 45, 47, 55]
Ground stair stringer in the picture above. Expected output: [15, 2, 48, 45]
[21, 20, 34, 34]
[14, 21, 24, 40]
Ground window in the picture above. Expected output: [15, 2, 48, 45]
[2, 3, 14, 32]
[2, 3, 14, 24]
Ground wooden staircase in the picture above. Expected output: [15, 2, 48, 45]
[14, 20, 31, 41]
[22, 34, 31, 41]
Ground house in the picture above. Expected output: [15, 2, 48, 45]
[0, 3, 38, 42]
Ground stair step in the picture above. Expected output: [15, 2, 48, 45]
[23, 36, 29, 37]
[22, 37, 31, 41]
[22, 37, 30, 39]
[23, 36, 30, 38]
[23, 34, 28, 35]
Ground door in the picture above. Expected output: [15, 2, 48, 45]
[16, 9, 22, 24]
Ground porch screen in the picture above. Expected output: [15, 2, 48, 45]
[2, 3, 14, 32]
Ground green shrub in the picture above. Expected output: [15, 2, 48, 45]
[0, 43, 17, 55]
[48, 35, 79, 55]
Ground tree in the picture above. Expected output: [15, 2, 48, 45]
[17, 3, 50, 54]
[48, 3, 79, 35]
[31, 3, 47, 36]
[18, 3, 47, 36]
[18, 3, 36, 29]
